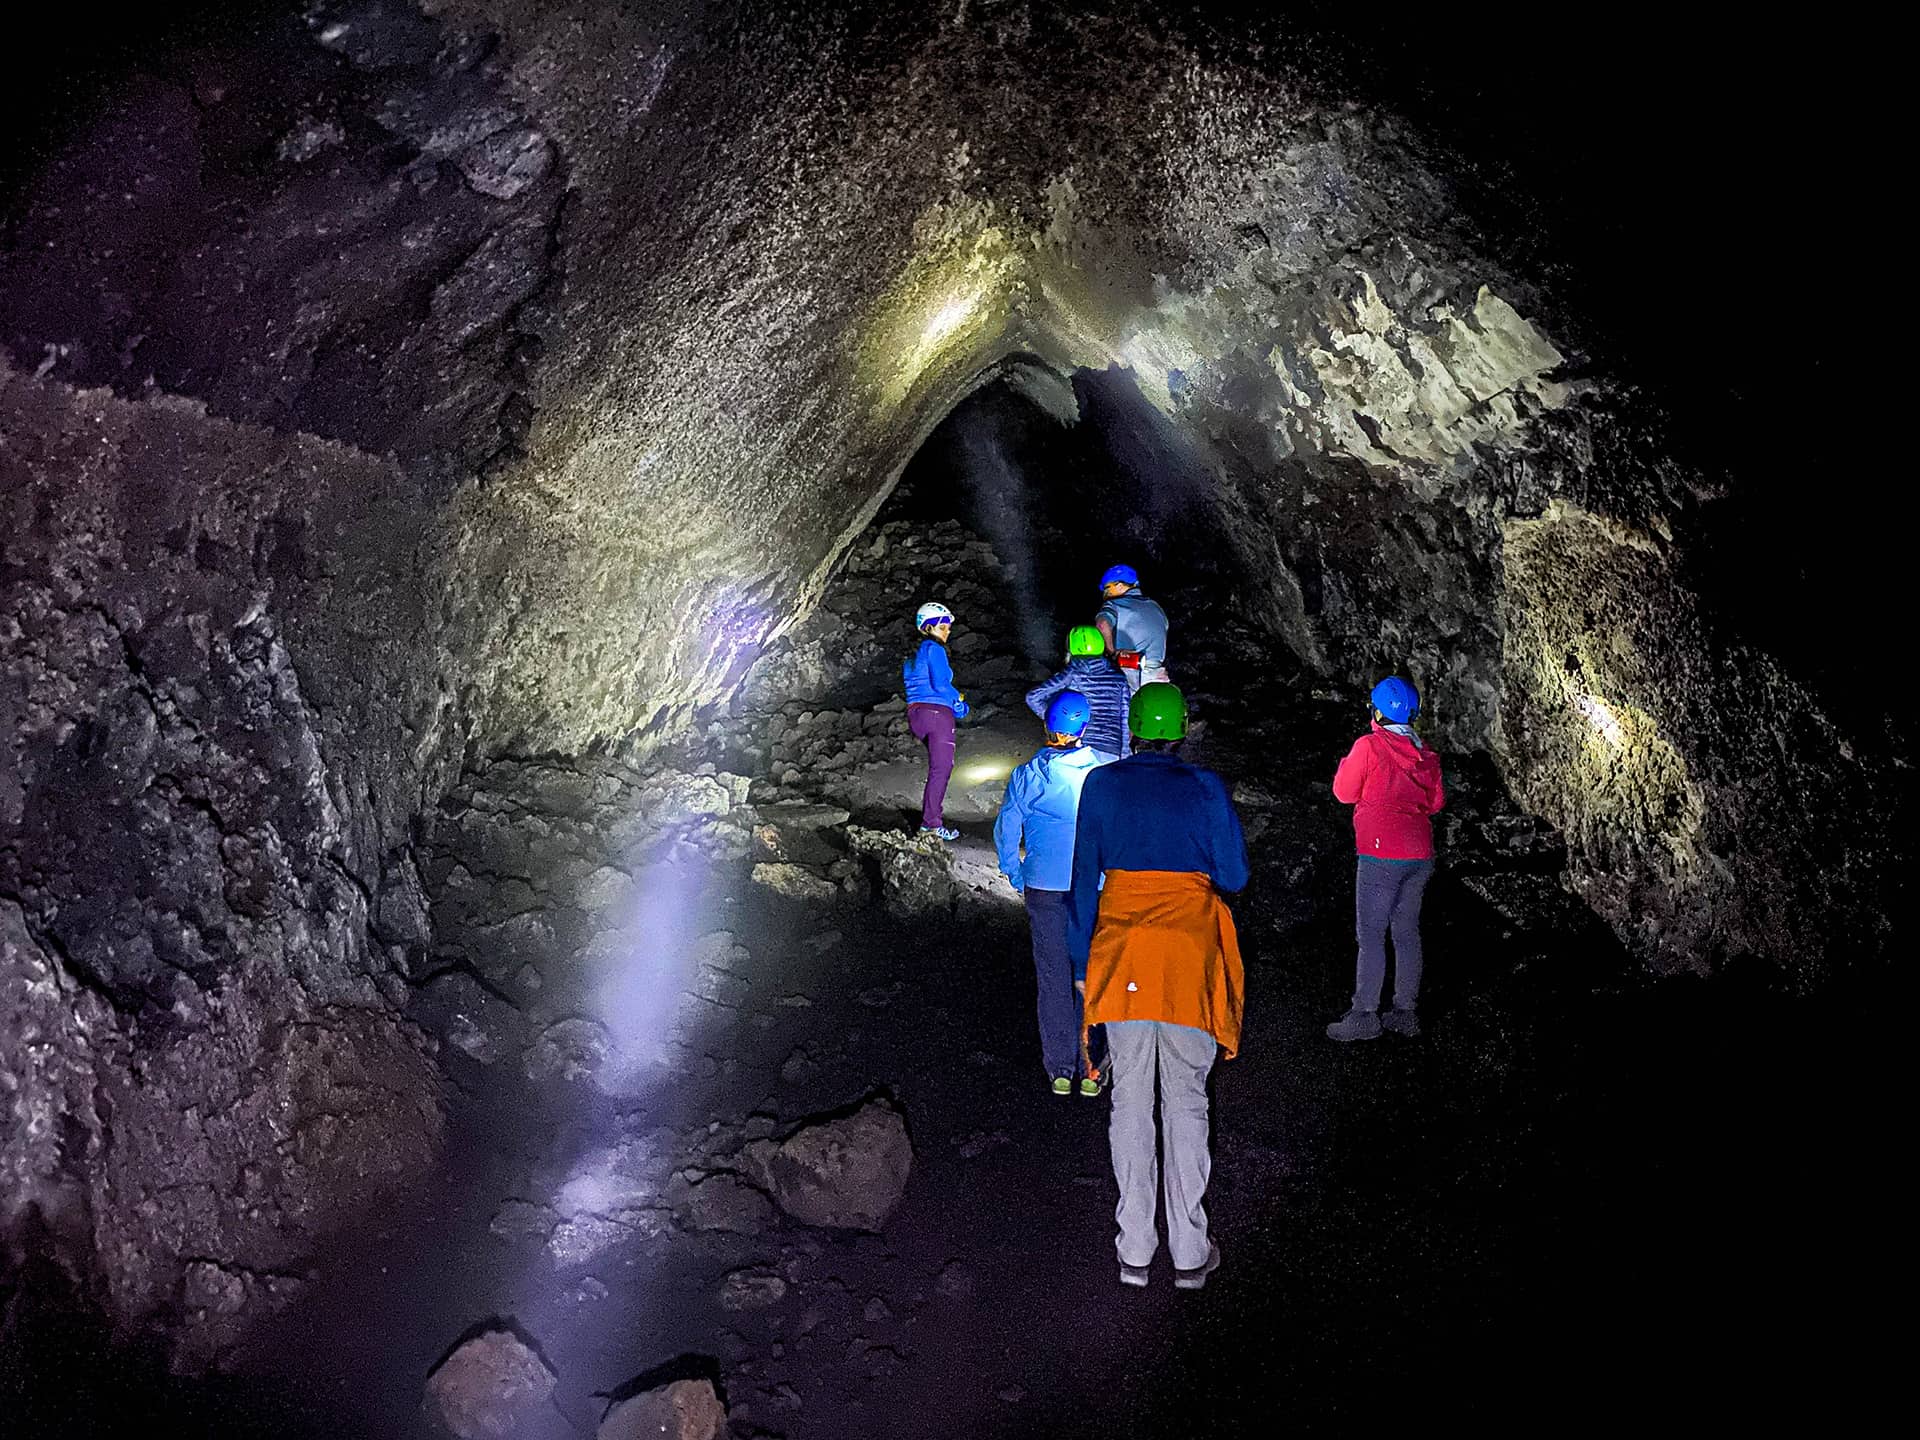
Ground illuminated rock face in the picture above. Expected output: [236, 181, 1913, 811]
[1498, 503, 1888, 982]
[0, 0, 1889, 1360]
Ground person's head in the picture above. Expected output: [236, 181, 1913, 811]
[1099, 563, 1139, 599]
[1066, 624, 1106, 660]
[1369, 675, 1419, 725]
[1128, 681, 1186, 752]
[915, 601, 955, 642]
[1045, 691, 1092, 749]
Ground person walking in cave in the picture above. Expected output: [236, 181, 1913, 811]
[1325, 676, 1447, 1042]
[1093, 564, 1171, 695]
[1024, 624, 1132, 762]
[995, 690, 1116, 1096]
[1069, 682, 1248, 1290]
[902, 600, 969, 841]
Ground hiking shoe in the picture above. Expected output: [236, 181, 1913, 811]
[1325, 1009, 1382, 1042]
[1079, 1073, 1103, 1097]
[1119, 1261, 1151, 1288]
[918, 825, 960, 841]
[1381, 1007, 1421, 1037]
[1173, 1241, 1221, 1291]
[1051, 1076, 1073, 1096]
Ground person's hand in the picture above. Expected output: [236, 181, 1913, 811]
[1074, 979, 1086, 996]
[1003, 870, 1022, 892]
[953, 699, 970, 719]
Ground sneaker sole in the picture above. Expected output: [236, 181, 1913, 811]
[1119, 1268, 1150, 1288]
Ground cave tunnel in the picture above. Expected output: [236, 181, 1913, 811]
[0, 2, 1903, 1436]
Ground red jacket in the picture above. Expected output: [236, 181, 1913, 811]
[1333, 722, 1446, 860]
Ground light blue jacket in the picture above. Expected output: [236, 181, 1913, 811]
[994, 744, 1111, 892]
[903, 637, 967, 713]
[1097, 589, 1169, 669]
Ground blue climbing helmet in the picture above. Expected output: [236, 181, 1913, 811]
[1098, 564, 1139, 591]
[1370, 676, 1420, 723]
[1044, 690, 1092, 741]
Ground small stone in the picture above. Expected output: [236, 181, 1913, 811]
[597, 1377, 728, 1440]
[681, 1173, 776, 1235]
[751, 862, 839, 901]
[457, 126, 554, 200]
[935, 1260, 975, 1298]
[523, 1018, 610, 1083]
[998, 1384, 1027, 1403]
[276, 117, 345, 163]
[423, 1327, 556, 1440]
[862, 1296, 892, 1324]
[488, 1199, 557, 1243]
[719, 1267, 788, 1311]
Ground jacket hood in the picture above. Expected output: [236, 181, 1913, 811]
[1371, 720, 1441, 780]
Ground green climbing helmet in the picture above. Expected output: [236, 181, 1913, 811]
[1067, 624, 1106, 657]
[1128, 681, 1187, 741]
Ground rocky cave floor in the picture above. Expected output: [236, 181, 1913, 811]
[11, 504, 1898, 1438]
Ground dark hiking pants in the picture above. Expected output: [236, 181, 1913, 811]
[1025, 887, 1102, 1079]
[1352, 857, 1435, 1013]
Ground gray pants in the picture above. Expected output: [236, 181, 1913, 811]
[1353, 857, 1435, 1013]
[1106, 1019, 1217, 1270]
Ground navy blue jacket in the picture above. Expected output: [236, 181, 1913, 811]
[1067, 751, 1249, 979]
[1025, 657, 1132, 758]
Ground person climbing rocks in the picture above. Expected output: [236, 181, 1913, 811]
[1093, 564, 1170, 695]
[1326, 675, 1446, 1042]
[995, 690, 1116, 1097]
[1068, 682, 1248, 1290]
[1024, 624, 1132, 762]
[902, 600, 969, 841]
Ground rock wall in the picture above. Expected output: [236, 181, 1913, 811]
[1, 364, 450, 1362]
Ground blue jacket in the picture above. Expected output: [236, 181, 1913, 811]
[1025, 657, 1132, 758]
[903, 637, 966, 714]
[1096, 590, 1169, 668]
[1067, 752, 1249, 978]
[994, 744, 1112, 892]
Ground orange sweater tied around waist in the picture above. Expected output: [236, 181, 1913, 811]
[1083, 869, 1245, 1059]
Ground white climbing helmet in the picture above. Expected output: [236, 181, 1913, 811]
[915, 601, 955, 632]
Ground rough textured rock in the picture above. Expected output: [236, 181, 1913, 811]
[742, 1099, 913, 1233]
[598, 1378, 729, 1440]
[424, 1326, 558, 1439]
[1496, 501, 1890, 980]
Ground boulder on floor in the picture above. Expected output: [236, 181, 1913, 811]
[845, 826, 1017, 913]
[750, 862, 839, 901]
[598, 1377, 729, 1440]
[740, 1097, 912, 1232]
[424, 1325, 556, 1439]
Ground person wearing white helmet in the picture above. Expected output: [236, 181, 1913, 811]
[901, 601, 970, 841]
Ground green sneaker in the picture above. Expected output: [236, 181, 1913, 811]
[1051, 1076, 1073, 1096]
[1079, 1074, 1103, 1097]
